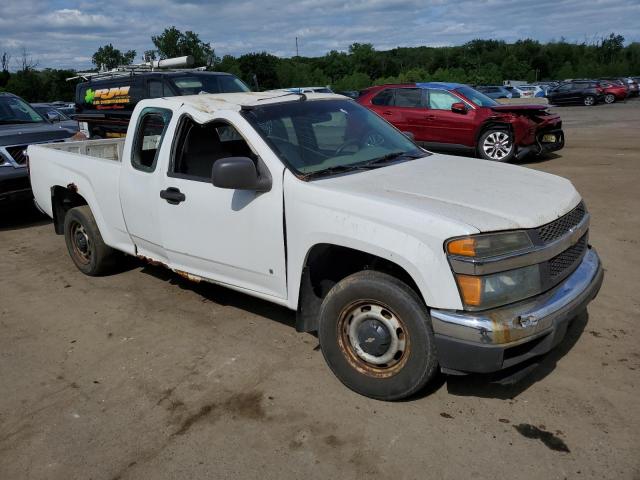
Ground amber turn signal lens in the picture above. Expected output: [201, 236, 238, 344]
[456, 275, 482, 306]
[447, 238, 476, 257]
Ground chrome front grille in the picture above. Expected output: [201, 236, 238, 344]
[5, 145, 29, 165]
[536, 202, 586, 244]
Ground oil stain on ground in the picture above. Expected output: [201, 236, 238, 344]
[513, 423, 570, 453]
[171, 390, 265, 436]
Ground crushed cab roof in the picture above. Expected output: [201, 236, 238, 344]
[154, 91, 343, 114]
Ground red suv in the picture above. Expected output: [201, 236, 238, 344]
[598, 80, 628, 103]
[357, 82, 564, 162]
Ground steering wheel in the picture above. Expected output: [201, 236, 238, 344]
[334, 131, 387, 156]
[334, 138, 361, 155]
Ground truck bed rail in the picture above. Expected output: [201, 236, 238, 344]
[38, 138, 124, 162]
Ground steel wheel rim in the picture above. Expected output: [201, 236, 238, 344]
[604, 94, 614, 104]
[337, 301, 410, 378]
[70, 221, 92, 265]
[482, 131, 512, 160]
[584, 96, 594, 106]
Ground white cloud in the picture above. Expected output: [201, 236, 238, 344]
[0, 0, 638, 70]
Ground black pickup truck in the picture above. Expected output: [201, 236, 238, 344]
[0, 92, 75, 203]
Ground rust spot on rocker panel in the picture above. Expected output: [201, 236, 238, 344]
[175, 270, 202, 283]
[136, 255, 168, 269]
[136, 256, 202, 283]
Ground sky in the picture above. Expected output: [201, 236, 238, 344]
[1, 0, 639, 70]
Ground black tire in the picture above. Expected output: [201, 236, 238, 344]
[477, 128, 516, 162]
[583, 95, 596, 106]
[318, 270, 438, 401]
[604, 93, 615, 104]
[63, 205, 116, 276]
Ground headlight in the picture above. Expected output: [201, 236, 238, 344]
[447, 231, 532, 258]
[455, 265, 542, 310]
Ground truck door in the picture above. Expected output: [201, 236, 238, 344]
[157, 113, 287, 299]
[119, 107, 173, 264]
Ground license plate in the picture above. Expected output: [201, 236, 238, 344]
[542, 134, 556, 143]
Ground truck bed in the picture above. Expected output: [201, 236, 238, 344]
[36, 138, 125, 162]
[28, 138, 134, 255]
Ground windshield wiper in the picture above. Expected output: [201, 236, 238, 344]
[302, 151, 426, 180]
[301, 163, 372, 179]
[359, 151, 424, 167]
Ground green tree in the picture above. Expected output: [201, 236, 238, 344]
[238, 52, 279, 90]
[151, 27, 215, 66]
[332, 72, 371, 91]
[5, 70, 43, 101]
[556, 61, 574, 80]
[600, 33, 625, 64]
[91, 44, 136, 70]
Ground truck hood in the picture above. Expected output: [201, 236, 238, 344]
[0, 123, 73, 146]
[312, 153, 581, 232]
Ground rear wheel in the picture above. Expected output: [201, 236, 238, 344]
[583, 95, 596, 106]
[604, 93, 615, 104]
[478, 129, 515, 162]
[64, 205, 116, 276]
[318, 271, 438, 401]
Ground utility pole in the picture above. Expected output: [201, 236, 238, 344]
[295, 37, 299, 57]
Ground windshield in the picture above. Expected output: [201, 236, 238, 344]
[172, 74, 250, 95]
[33, 106, 71, 120]
[454, 86, 498, 107]
[244, 99, 426, 177]
[0, 96, 45, 124]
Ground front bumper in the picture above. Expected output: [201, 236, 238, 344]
[431, 247, 603, 374]
[516, 129, 564, 159]
[0, 166, 31, 202]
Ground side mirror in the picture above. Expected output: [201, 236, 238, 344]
[451, 102, 467, 114]
[47, 111, 60, 122]
[212, 157, 271, 192]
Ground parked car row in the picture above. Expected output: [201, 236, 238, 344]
[475, 77, 639, 106]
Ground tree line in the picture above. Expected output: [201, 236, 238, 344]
[1, 28, 638, 103]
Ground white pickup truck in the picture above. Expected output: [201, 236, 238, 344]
[28, 92, 603, 400]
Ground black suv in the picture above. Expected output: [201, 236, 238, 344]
[1, 92, 75, 202]
[547, 81, 605, 106]
[74, 71, 250, 138]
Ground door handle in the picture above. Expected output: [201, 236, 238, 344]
[382, 110, 393, 115]
[160, 187, 186, 205]
[426, 115, 436, 120]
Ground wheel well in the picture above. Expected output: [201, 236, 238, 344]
[51, 185, 88, 234]
[295, 244, 423, 333]
[476, 122, 512, 144]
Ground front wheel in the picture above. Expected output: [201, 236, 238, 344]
[604, 93, 615, 104]
[478, 129, 515, 162]
[318, 271, 438, 401]
[583, 95, 596, 106]
[64, 205, 116, 276]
